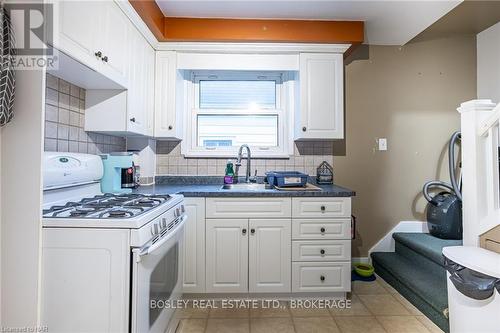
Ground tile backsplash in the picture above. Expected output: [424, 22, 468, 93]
[44, 74, 126, 154]
[156, 141, 334, 176]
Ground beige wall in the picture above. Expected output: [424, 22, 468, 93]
[337, 36, 477, 257]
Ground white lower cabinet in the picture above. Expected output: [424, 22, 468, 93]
[292, 218, 351, 240]
[292, 262, 350, 293]
[187, 196, 352, 295]
[182, 198, 206, 293]
[205, 218, 291, 293]
[292, 240, 351, 262]
[206, 219, 249, 293]
[249, 219, 291, 293]
[291, 197, 352, 293]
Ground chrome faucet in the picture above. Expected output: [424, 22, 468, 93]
[235, 144, 255, 183]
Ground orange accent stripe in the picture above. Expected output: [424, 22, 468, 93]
[129, 0, 165, 41]
[164, 18, 364, 44]
[129, 1, 364, 44]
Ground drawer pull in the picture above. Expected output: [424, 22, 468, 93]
[320, 227, 326, 233]
[320, 275, 326, 282]
[320, 249, 325, 255]
[242, 228, 247, 235]
[321, 205, 326, 211]
[250, 228, 255, 235]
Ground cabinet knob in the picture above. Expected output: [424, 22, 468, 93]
[320, 249, 325, 255]
[250, 228, 255, 234]
[302, 126, 307, 132]
[130, 117, 136, 123]
[168, 125, 173, 130]
[94, 51, 102, 58]
[242, 228, 247, 235]
[320, 205, 326, 211]
[320, 227, 326, 233]
[320, 275, 325, 282]
[102, 55, 108, 63]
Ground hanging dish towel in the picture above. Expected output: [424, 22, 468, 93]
[0, 4, 15, 127]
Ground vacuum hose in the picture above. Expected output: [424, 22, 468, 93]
[448, 131, 462, 201]
[423, 131, 462, 204]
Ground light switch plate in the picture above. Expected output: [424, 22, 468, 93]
[378, 138, 388, 151]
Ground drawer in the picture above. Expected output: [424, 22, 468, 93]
[292, 198, 351, 218]
[292, 262, 351, 292]
[292, 219, 350, 240]
[292, 240, 351, 262]
[206, 198, 291, 218]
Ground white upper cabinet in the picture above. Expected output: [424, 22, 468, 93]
[154, 51, 182, 139]
[125, 22, 155, 136]
[54, 1, 128, 87]
[99, 1, 129, 79]
[296, 53, 344, 140]
[57, 1, 95, 62]
[82, 2, 154, 136]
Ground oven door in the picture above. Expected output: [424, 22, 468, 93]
[131, 215, 186, 333]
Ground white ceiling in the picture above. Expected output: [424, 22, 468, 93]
[155, 0, 462, 45]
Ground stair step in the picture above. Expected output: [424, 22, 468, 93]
[395, 242, 444, 276]
[393, 232, 462, 267]
[371, 252, 449, 332]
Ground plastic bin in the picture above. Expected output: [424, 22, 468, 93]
[443, 246, 500, 333]
[266, 171, 308, 187]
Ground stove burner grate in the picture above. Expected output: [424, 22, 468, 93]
[44, 193, 175, 219]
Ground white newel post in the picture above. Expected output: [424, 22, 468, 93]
[457, 99, 498, 246]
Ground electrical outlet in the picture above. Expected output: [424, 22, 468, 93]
[378, 138, 388, 151]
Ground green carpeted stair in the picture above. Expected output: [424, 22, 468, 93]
[371, 233, 462, 333]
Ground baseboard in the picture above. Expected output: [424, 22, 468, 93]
[351, 257, 370, 266]
[368, 221, 429, 255]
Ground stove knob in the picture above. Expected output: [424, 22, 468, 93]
[176, 207, 180, 217]
[151, 223, 159, 235]
[161, 217, 167, 229]
[181, 205, 185, 213]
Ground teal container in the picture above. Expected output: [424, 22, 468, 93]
[100, 153, 134, 194]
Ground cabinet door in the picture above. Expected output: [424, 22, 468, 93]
[206, 219, 248, 293]
[298, 53, 344, 139]
[249, 219, 291, 293]
[99, 1, 129, 79]
[145, 43, 156, 136]
[182, 198, 206, 293]
[57, 1, 97, 64]
[154, 51, 179, 138]
[125, 25, 147, 135]
[41, 228, 130, 332]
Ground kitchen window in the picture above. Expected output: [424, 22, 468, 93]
[183, 71, 293, 157]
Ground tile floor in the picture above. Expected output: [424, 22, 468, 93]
[173, 276, 444, 333]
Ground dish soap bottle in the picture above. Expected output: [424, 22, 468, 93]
[224, 160, 235, 184]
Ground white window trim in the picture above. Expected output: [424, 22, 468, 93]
[181, 71, 294, 158]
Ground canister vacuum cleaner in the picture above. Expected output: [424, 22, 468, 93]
[422, 131, 463, 240]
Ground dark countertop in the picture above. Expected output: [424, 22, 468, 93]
[135, 176, 355, 198]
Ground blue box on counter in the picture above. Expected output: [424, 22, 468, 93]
[266, 171, 308, 187]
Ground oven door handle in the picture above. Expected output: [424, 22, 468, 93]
[136, 215, 187, 259]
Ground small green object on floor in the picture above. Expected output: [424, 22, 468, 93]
[352, 263, 376, 281]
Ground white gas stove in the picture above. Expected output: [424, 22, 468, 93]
[41, 152, 185, 333]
